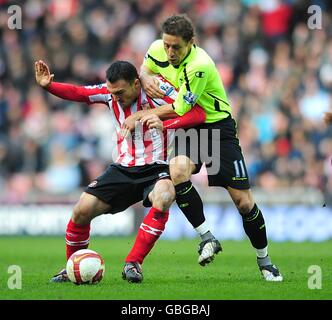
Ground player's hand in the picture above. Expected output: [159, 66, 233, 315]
[120, 114, 138, 138]
[140, 74, 164, 99]
[141, 103, 151, 110]
[35, 60, 54, 88]
[323, 112, 332, 125]
[140, 114, 164, 131]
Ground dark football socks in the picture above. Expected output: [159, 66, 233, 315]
[241, 203, 268, 250]
[175, 181, 206, 228]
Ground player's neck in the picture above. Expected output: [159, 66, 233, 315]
[174, 47, 192, 68]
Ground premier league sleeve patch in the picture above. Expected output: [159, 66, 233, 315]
[183, 91, 198, 105]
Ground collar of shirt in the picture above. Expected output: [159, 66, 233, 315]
[173, 44, 196, 69]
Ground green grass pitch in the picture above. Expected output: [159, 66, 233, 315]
[0, 237, 331, 300]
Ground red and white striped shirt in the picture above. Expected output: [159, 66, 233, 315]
[47, 77, 206, 167]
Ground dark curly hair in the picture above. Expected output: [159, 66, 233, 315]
[161, 14, 195, 42]
[106, 61, 138, 84]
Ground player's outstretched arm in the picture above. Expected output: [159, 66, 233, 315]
[35, 60, 54, 88]
[34, 60, 108, 104]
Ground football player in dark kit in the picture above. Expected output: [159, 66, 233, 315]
[122, 14, 282, 281]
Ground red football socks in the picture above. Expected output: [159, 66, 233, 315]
[125, 207, 169, 264]
[65, 219, 90, 260]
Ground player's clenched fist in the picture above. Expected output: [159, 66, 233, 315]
[35, 60, 54, 88]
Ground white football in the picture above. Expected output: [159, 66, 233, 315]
[66, 249, 105, 285]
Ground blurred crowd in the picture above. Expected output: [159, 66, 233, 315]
[1, 0, 332, 204]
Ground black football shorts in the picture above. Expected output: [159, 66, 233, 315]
[173, 116, 250, 190]
[85, 163, 170, 214]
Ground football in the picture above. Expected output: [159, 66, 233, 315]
[66, 249, 105, 285]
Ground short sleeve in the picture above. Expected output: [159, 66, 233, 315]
[173, 64, 208, 116]
[143, 40, 165, 74]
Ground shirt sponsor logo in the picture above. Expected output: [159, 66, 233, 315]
[132, 131, 143, 141]
[150, 128, 160, 138]
[183, 91, 198, 105]
[195, 71, 205, 78]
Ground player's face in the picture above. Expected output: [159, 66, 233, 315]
[107, 79, 140, 108]
[162, 34, 193, 66]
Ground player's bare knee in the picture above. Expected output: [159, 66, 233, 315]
[236, 198, 254, 216]
[170, 156, 193, 185]
[228, 188, 254, 216]
[72, 201, 93, 225]
[152, 180, 175, 210]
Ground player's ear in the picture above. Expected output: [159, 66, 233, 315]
[134, 78, 140, 88]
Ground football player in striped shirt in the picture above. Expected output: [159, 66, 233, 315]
[35, 59, 206, 283]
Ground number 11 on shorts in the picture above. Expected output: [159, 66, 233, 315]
[233, 160, 246, 179]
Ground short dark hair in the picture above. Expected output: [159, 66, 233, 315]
[161, 14, 194, 42]
[106, 61, 138, 83]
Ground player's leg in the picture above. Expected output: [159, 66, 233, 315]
[66, 192, 111, 259]
[227, 187, 283, 281]
[50, 192, 111, 282]
[123, 179, 175, 283]
[51, 163, 137, 283]
[170, 155, 221, 266]
[203, 116, 281, 280]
